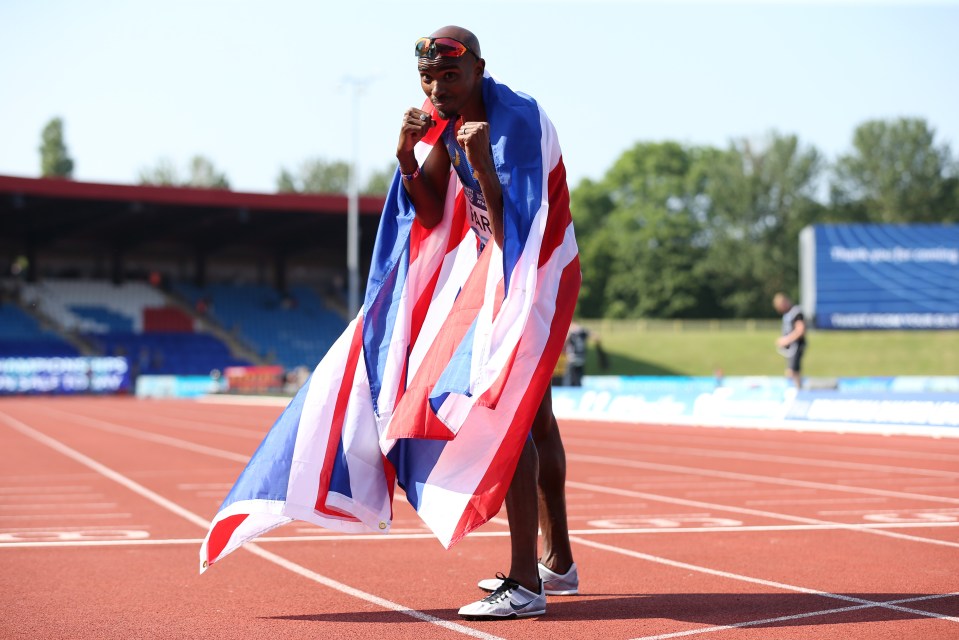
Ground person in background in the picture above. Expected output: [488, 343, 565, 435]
[563, 323, 590, 387]
[773, 292, 807, 388]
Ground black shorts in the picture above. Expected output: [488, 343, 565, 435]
[787, 343, 806, 373]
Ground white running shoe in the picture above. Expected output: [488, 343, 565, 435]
[459, 575, 546, 620]
[477, 562, 579, 596]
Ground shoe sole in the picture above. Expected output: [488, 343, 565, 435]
[460, 608, 546, 621]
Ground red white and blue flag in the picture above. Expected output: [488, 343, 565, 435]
[200, 73, 580, 572]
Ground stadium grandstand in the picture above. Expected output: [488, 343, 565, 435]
[0, 175, 385, 393]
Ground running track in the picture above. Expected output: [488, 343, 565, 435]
[2, 396, 957, 639]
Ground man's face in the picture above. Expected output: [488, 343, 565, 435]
[418, 55, 480, 121]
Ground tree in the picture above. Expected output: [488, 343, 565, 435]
[569, 178, 615, 316]
[278, 159, 399, 195]
[138, 158, 179, 186]
[362, 163, 398, 195]
[184, 155, 230, 189]
[276, 168, 297, 193]
[695, 133, 825, 317]
[138, 155, 230, 189]
[831, 118, 958, 223]
[570, 134, 826, 319]
[39, 117, 74, 178]
[570, 142, 715, 319]
[276, 158, 350, 194]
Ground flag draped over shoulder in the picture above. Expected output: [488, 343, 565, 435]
[199, 74, 580, 572]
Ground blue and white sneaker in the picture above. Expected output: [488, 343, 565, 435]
[478, 562, 579, 596]
[458, 575, 546, 620]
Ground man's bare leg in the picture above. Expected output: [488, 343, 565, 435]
[504, 436, 541, 592]
[531, 387, 575, 574]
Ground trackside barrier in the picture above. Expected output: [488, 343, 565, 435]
[551, 376, 959, 437]
[135, 375, 226, 398]
[0, 357, 130, 394]
[786, 391, 959, 427]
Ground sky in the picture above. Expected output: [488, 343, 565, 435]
[1, 0, 957, 194]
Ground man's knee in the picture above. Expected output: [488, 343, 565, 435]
[532, 388, 557, 442]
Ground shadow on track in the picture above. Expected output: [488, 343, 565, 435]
[264, 591, 953, 627]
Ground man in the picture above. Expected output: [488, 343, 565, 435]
[773, 292, 806, 388]
[563, 322, 590, 387]
[199, 25, 579, 624]
[397, 26, 578, 619]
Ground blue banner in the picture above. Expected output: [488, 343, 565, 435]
[803, 224, 959, 329]
[0, 357, 130, 394]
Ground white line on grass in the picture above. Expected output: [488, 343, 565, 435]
[0, 411, 504, 640]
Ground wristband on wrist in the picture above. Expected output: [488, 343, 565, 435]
[401, 165, 421, 182]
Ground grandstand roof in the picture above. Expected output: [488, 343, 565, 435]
[0, 174, 385, 263]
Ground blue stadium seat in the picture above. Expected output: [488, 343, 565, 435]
[0, 306, 79, 357]
[172, 282, 346, 370]
[87, 331, 250, 376]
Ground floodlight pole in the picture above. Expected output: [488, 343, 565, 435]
[344, 78, 364, 318]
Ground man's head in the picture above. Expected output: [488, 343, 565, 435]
[773, 292, 792, 314]
[415, 25, 485, 121]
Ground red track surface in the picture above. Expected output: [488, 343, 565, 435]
[2, 396, 957, 639]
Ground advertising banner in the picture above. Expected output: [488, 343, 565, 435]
[0, 357, 130, 394]
[801, 224, 959, 329]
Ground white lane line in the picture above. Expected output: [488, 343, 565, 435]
[14, 407, 956, 549]
[559, 418, 959, 461]
[0, 524, 151, 532]
[197, 395, 289, 407]
[0, 513, 132, 521]
[118, 414, 267, 439]
[630, 592, 959, 640]
[0, 503, 117, 510]
[568, 481, 959, 549]
[0, 474, 99, 482]
[0, 494, 104, 502]
[19, 410, 252, 463]
[568, 536, 959, 630]
[568, 453, 959, 505]
[244, 544, 504, 640]
[0, 486, 94, 494]
[176, 483, 235, 491]
[746, 497, 888, 507]
[0, 415, 211, 528]
[562, 423, 959, 463]
[5, 521, 959, 549]
[564, 436, 959, 479]
[0, 412, 504, 640]
[818, 506, 959, 516]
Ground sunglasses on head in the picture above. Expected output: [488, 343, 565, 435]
[414, 36, 476, 60]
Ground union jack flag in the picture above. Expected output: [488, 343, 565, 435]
[200, 73, 580, 572]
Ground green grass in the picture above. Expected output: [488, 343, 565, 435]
[579, 320, 958, 377]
